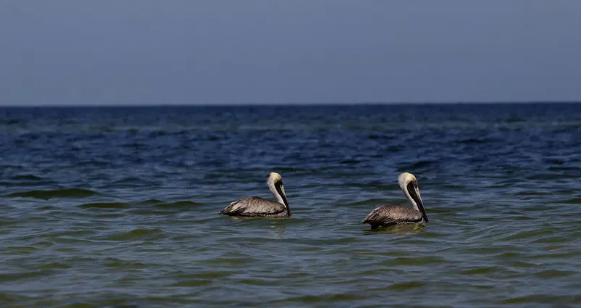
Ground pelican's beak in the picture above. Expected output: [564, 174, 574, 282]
[280, 183, 287, 198]
[275, 180, 290, 216]
[412, 183, 428, 222]
[414, 184, 422, 203]
[278, 181, 288, 206]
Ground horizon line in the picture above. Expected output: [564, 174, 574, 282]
[0, 100, 580, 108]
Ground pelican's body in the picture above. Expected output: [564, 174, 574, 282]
[221, 172, 290, 217]
[363, 172, 428, 229]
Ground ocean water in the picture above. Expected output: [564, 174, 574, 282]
[0, 103, 580, 307]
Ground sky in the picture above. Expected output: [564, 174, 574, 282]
[0, 0, 580, 106]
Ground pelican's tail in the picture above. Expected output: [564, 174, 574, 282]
[220, 200, 241, 215]
[361, 217, 370, 224]
[362, 207, 380, 224]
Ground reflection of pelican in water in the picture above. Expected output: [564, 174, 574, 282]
[221, 172, 290, 217]
[363, 172, 428, 230]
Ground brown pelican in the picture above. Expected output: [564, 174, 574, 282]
[362, 172, 428, 229]
[220, 172, 290, 217]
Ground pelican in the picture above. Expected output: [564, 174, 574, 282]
[220, 172, 290, 217]
[362, 172, 428, 229]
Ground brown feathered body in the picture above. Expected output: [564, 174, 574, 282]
[362, 205, 425, 229]
[221, 197, 288, 217]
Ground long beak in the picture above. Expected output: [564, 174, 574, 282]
[275, 181, 290, 216]
[409, 183, 428, 222]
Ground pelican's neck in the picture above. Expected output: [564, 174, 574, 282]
[268, 181, 290, 215]
[400, 181, 428, 222]
[401, 183, 418, 209]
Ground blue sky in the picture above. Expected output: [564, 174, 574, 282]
[0, 0, 580, 105]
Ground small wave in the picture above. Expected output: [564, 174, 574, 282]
[176, 271, 233, 280]
[2, 246, 39, 255]
[501, 294, 580, 305]
[559, 197, 581, 204]
[385, 281, 425, 291]
[104, 258, 146, 269]
[11, 174, 43, 181]
[0, 292, 27, 303]
[155, 200, 202, 208]
[344, 198, 393, 207]
[0, 118, 23, 125]
[461, 267, 496, 275]
[131, 200, 202, 215]
[456, 137, 491, 144]
[237, 278, 272, 286]
[36, 262, 70, 270]
[532, 236, 568, 244]
[105, 228, 164, 241]
[135, 199, 201, 208]
[111, 177, 141, 184]
[79, 202, 129, 209]
[398, 160, 436, 171]
[286, 293, 364, 303]
[203, 256, 253, 266]
[0, 270, 48, 282]
[384, 145, 401, 152]
[8, 188, 97, 200]
[502, 229, 550, 241]
[137, 199, 163, 205]
[172, 280, 211, 287]
[534, 269, 576, 278]
[383, 256, 446, 266]
[339, 159, 361, 165]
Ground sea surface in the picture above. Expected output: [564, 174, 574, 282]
[0, 103, 580, 307]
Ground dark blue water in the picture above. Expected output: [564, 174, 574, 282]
[0, 103, 580, 306]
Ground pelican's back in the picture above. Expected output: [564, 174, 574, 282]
[221, 197, 287, 217]
[362, 205, 423, 229]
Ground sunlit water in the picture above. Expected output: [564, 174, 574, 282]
[0, 104, 580, 307]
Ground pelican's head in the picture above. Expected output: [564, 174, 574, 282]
[267, 171, 283, 185]
[398, 172, 428, 222]
[398, 172, 417, 188]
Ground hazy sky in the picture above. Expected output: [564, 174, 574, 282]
[0, 0, 580, 105]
